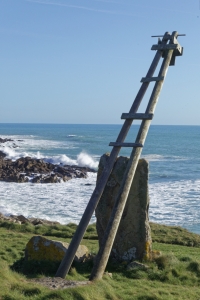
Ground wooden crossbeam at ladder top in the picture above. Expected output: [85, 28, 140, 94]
[151, 43, 182, 51]
[121, 113, 154, 120]
[89, 31, 184, 281]
[55, 31, 183, 280]
[140, 76, 164, 83]
[109, 142, 143, 147]
[151, 31, 185, 66]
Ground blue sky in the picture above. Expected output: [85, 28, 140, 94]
[0, 0, 199, 124]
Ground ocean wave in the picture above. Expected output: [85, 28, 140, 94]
[0, 146, 29, 160]
[0, 135, 77, 151]
[0, 134, 36, 139]
[143, 154, 187, 162]
[0, 145, 99, 170]
[76, 152, 99, 169]
[44, 152, 98, 169]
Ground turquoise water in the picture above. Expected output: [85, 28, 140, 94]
[0, 123, 200, 233]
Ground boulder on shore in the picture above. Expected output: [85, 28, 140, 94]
[25, 236, 89, 263]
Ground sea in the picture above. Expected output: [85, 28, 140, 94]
[0, 123, 200, 234]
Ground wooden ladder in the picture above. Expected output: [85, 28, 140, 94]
[56, 31, 185, 280]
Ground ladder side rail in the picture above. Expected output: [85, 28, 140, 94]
[90, 48, 174, 281]
[55, 35, 169, 279]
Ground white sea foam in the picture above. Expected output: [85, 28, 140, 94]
[1, 175, 200, 232]
[143, 154, 187, 162]
[0, 173, 97, 224]
[149, 179, 200, 233]
[0, 146, 29, 160]
[44, 152, 98, 169]
[45, 154, 76, 165]
[0, 135, 77, 151]
[76, 152, 99, 169]
[0, 144, 98, 170]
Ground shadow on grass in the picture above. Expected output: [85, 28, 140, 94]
[39, 291, 86, 300]
[11, 257, 94, 278]
[137, 297, 159, 300]
[40, 293, 65, 300]
[11, 257, 60, 277]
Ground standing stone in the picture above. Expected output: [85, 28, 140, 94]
[95, 153, 151, 262]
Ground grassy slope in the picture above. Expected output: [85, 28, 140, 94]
[0, 221, 200, 300]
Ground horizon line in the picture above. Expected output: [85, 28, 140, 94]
[0, 123, 199, 126]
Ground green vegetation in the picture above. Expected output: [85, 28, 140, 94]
[0, 220, 200, 299]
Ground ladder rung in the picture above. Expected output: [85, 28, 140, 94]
[109, 142, 143, 148]
[141, 76, 164, 83]
[121, 113, 153, 120]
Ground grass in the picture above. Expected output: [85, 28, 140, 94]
[0, 220, 200, 299]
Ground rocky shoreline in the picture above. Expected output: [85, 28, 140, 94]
[0, 138, 96, 183]
[0, 212, 61, 226]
